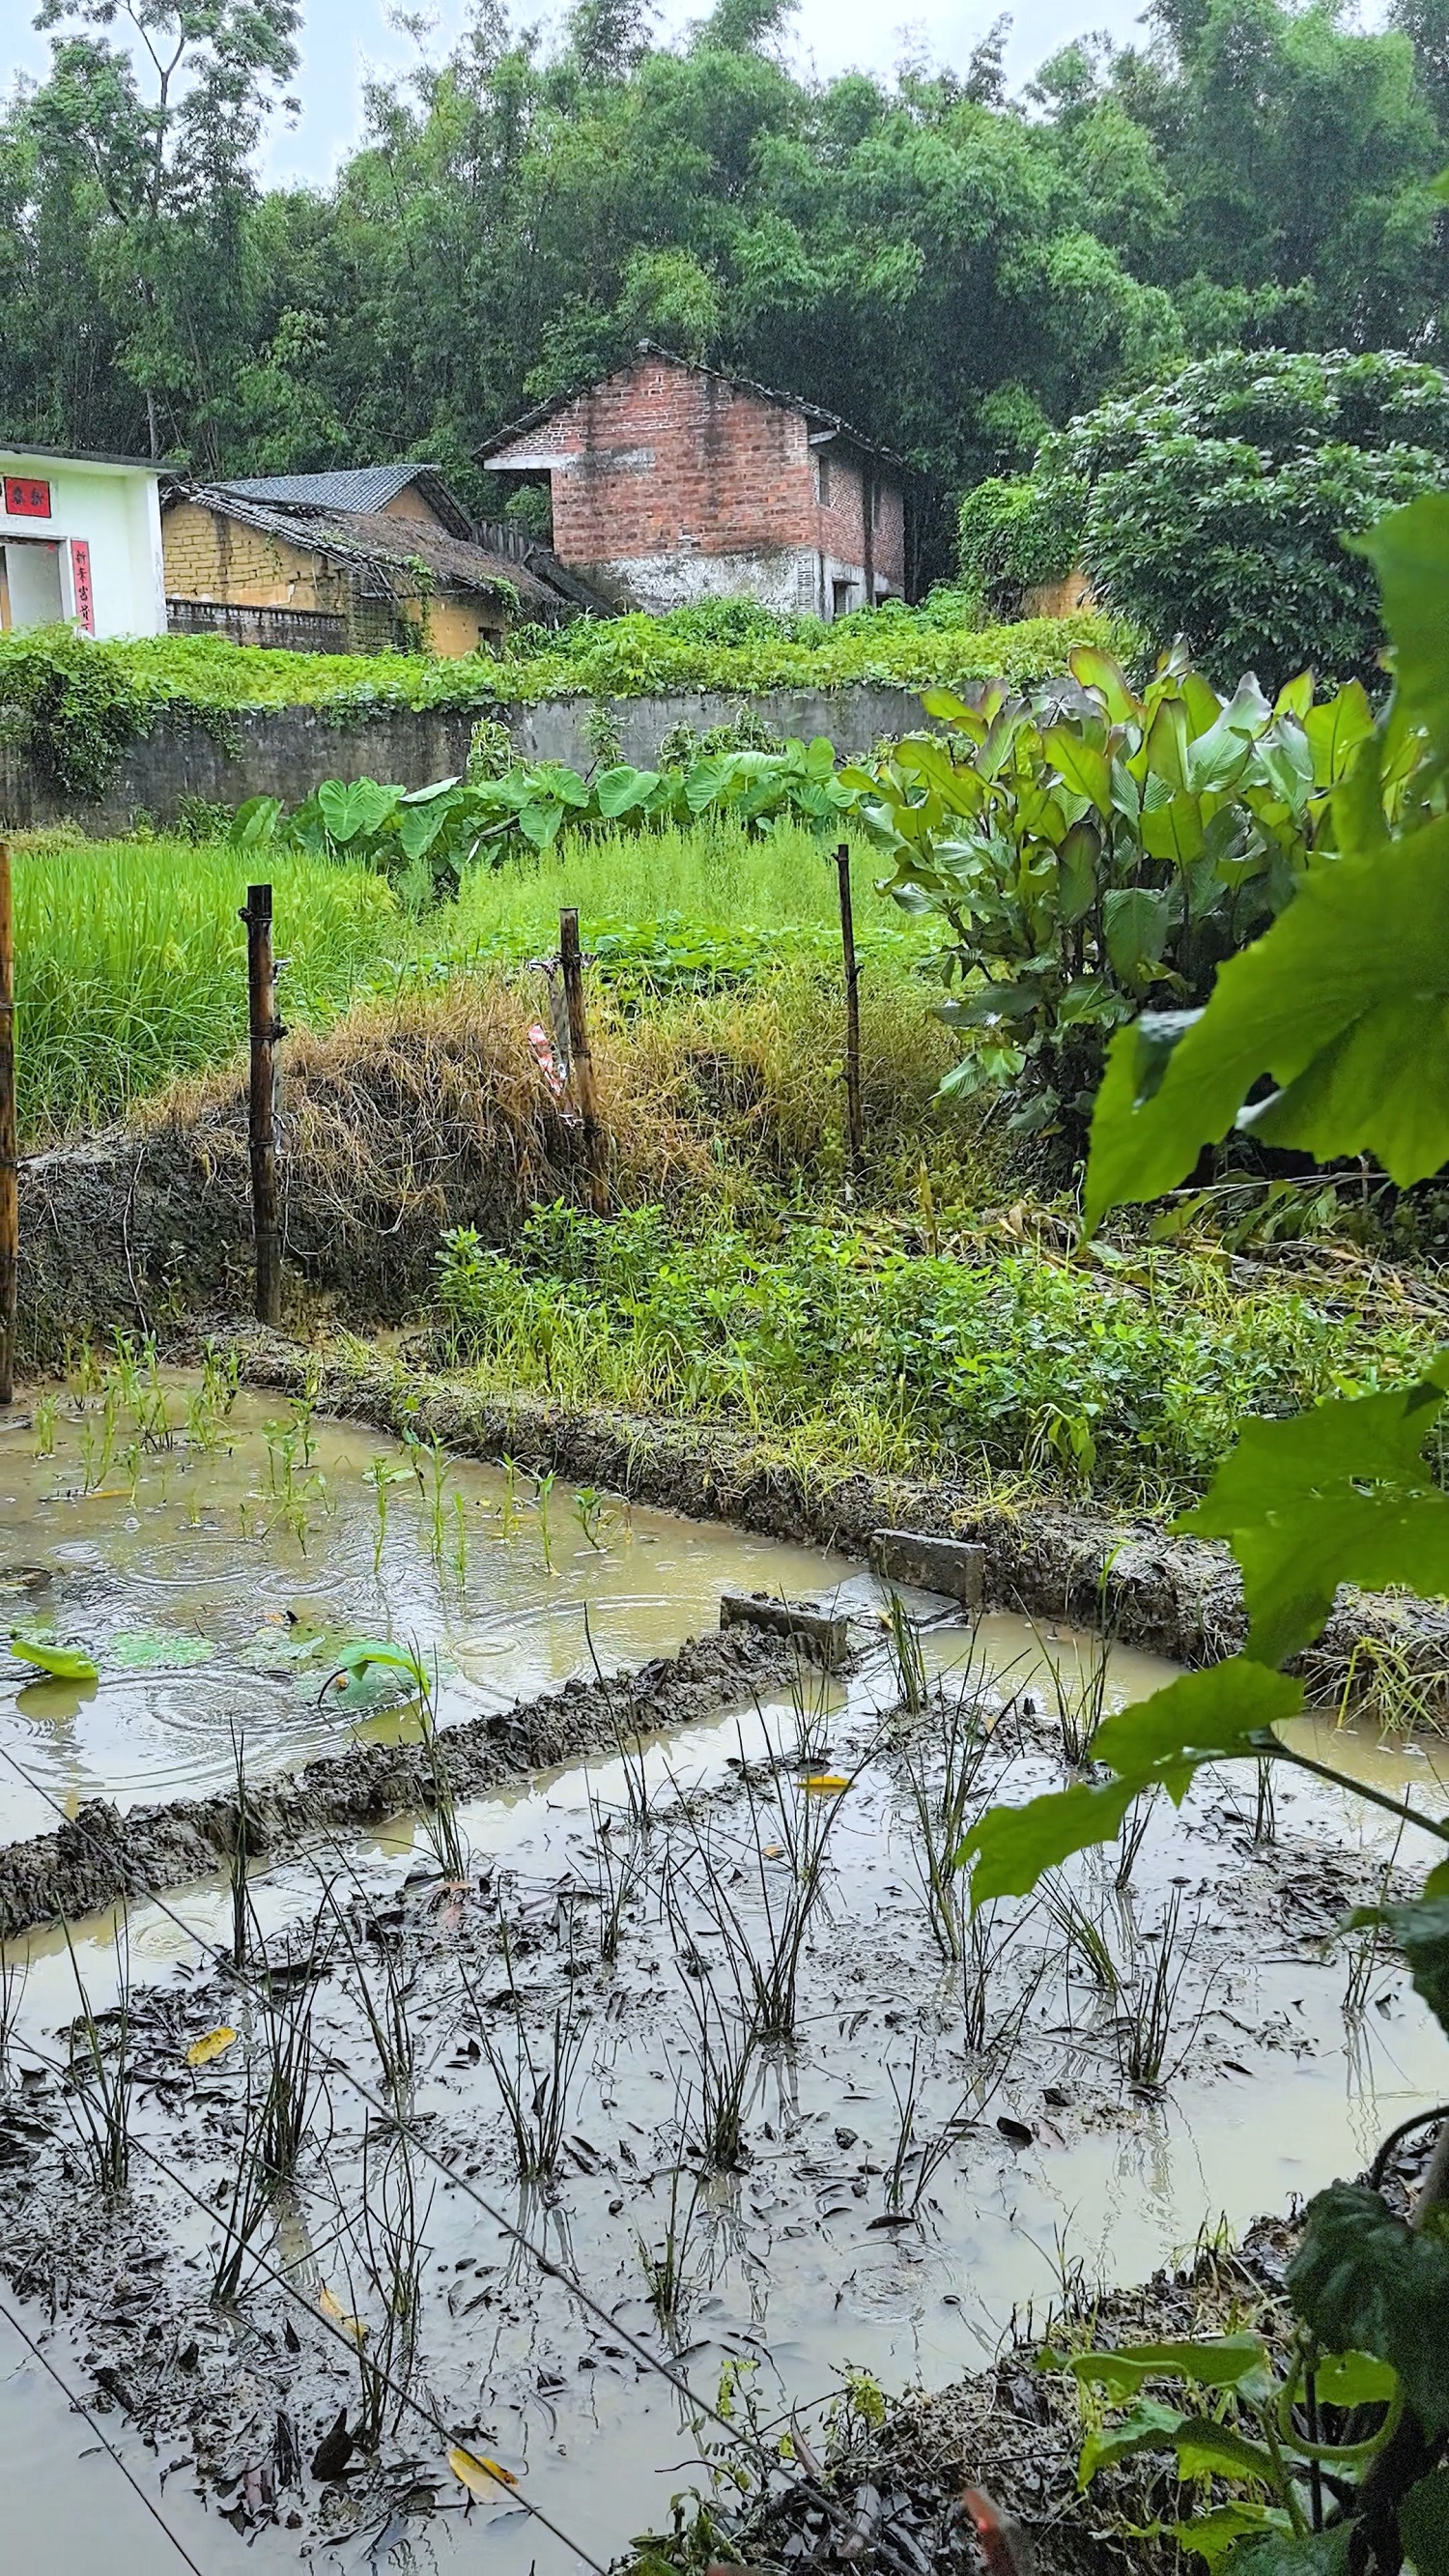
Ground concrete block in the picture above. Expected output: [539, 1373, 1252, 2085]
[720, 1589, 852, 1670]
[870, 1530, 986, 1608]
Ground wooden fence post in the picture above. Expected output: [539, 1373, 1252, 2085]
[0, 842, 15, 1405]
[836, 843, 865, 1181]
[240, 883, 283, 1329]
[558, 906, 609, 1216]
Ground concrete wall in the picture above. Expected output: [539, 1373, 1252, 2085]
[0, 451, 165, 639]
[0, 682, 941, 834]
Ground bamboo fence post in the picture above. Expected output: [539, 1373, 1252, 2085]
[558, 906, 609, 1216]
[240, 883, 283, 1330]
[836, 842, 865, 1181]
[0, 842, 15, 1405]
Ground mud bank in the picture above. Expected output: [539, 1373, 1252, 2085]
[237, 1343, 1449, 1706]
[0, 1623, 794, 1938]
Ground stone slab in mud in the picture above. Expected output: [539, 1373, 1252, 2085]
[0, 1624, 795, 1939]
[235, 1343, 1449, 1710]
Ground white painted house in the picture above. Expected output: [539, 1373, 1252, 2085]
[0, 445, 166, 639]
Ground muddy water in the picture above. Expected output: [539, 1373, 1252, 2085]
[2, 1617, 1446, 2574]
[0, 1382, 851, 1842]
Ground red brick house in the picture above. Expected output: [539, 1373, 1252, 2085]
[477, 347, 909, 619]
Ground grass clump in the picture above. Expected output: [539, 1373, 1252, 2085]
[434, 1203, 1429, 1506]
[14, 835, 400, 1140]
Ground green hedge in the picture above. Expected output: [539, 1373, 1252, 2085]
[1, 606, 1119, 796]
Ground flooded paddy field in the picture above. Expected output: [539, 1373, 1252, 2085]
[0, 1381, 1445, 2576]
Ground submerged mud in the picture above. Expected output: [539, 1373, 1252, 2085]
[236, 1343, 1449, 1709]
[0, 1624, 796, 1939]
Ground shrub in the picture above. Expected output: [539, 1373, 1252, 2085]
[1040, 348, 1449, 688]
[956, 473, 1087, 620]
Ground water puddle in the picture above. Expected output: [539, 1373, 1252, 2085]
[0, 1376, 850, 1841]
[1, 1613, 1444, 2572]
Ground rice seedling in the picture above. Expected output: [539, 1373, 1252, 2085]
[330, 1891, 419, 2121]
[783, 1647, 835, 1770]
[897, 1672, 993, 1961]
[499, 1456, 522, 1539]
[673, 1733, 841, 2043]
[211, 2074, 278, 2306]
[451, 1488, 469, 1588]
[1040, 1873, 1121, 2002]
[227, 1722, 251, 1972]
[536, 1469, 557, 1575]
[609, 1708, 659, 1836]
[882, 2036, 970, 2219]
[362, 1453, 410, 1573]
[414, 1654, 468, 1883]
[574, 1486, 611, 1551]
[664, 1876, 760, 2169]
[259, 1930, 329, 2186]
[0, 1943, 30, 2083]
[636, 2147, 702, 2333]
[60, 1913, 133, 2193]
[883, 1589, 930, 1721]
[1253, 1757, 1277, 1845]
[465, 1931, 590, 2188]
[346, 2123, 433, 2447]
[1032, 1617, 1113, 1767]
[583, 1787, 646, 1962]
[1113, 1789, 1155, 1891]
[1115, 1887, 1208, 2089]
[31, 1393, 57, 1458]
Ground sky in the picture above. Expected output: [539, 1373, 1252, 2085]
[5, 0, 1157, 188]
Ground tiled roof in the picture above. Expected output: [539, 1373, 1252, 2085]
[173, 486, 569, 615]
[214, 464, 474, 540]
[477, 344, 906, 470]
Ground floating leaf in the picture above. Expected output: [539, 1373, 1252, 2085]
[803, 1772, 851, 1794]
[114, 1630, 215, 1671]
[9, 1635, 99, 1682]
[449, 2444, 519, 2498]
[185, 2026, 238, 2068]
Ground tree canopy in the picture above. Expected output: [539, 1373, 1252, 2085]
[3, 0, 1449, 578]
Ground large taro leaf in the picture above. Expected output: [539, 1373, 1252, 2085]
[1176, 1366, 1449, 1667]
[1082, 811, 1449, 1229]
[1288, 2183, 1449, 2431]
[957, 1662, 1302, 1905]
[1219, 2530, 1356, 2576]
[1354, 495, 1449, 765]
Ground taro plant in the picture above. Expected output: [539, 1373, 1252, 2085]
[953, 491, 1449, 2574]
[858, 643, 1404, 1139]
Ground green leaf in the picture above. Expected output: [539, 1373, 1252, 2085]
[1066, 2333, 1274, 2402]
[1166, 2505, 1294, 2570]
[1042, 725, 1113, 815]
[1363, 1895, 1449, 2030]
[1141, 791, 1207, 865]
[9, 1634, 99, 1682]
[1220, 2528, 1355, 2576]
[318, 779, 401, 844]
[1309, 2349, 1399, 2410]
[112, 1630, 215, 1671]
[1174, 2422, 1279, 2484]
[1056, 823, 1098, 924]
[1082, 813, 1449, 1229]
[1401, 2466, 1449, 2576]
[1069, 644, 1140, 725]
[1092, 1661, 1303, 1775]
[1289, 2182, 1449, 2430]
[1176, 1367, 1449, 1665]
[595, 765, 661, 817]
[1078, 2398, 1185, 2487]
[1303, 685, 1375, 790]
[956, 1773, 1143, 1904]
[1103, 886, 1172, 980]
[920, 686, 972, 723]
[1354, 495, 1449, 763]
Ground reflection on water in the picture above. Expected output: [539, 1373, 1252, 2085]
[0, 1382, 853, 1838]
[2, 1610, 1445, 2576]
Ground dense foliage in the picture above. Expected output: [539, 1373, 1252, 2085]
[955, 476, 1086, 620]
[959, 490, 1449, 2576]
[6, 0, 1449, 578]
[861, 644, 1389, 1139]
[0, 612, 1113, 795]
[1036, 349, 1449, 686]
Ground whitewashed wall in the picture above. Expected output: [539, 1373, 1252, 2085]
[0, 452, 165, 640]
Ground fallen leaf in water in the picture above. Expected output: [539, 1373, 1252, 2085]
[319, 2284, 366, 2341]
[803, 1773, 850, 1794]
[449, 2445, 519, 2498]
[9, 1635, 99, 1682]
[762, 1845, 785, 1859]
[114, 1630, 214, 1671]
[185, 2026, 238, 2068]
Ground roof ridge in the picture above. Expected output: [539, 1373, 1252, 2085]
[476, 344, 905, 469]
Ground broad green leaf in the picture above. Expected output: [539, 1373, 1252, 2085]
[1056, 824, 1099, 925]
[1166, 2505, 1294, 2570]
[1303, 684, 1374, 789]
[318, 779, 400, 844]
[1082, 815, 1449, 1228]
[1042, 725, 1113, 815]
[9, 1635, 99, 1682]
[1092, 1662, 1304, 1776]
[1103, 886, 1173, 980]
[920, 686, 972, 722]
[1288, 2182, 1449, 2430]
[1069, 644, 1140, 724]
[1275, 673, 1315, 723]
[1354, 495, 1449, 762]
[397, 796, 458, 863]
[1401, 2467, 1449, 2576]
[956, 1773, 1142, 1904]
[113, 1630, 215, 1671]
[1174, 2422, 1279, 2483]
[594, 765, 661, 817]
[1177, 1368, 1449, 1666]
[1309, 2349, 1399, 2410]
[1220, 2530, 1355, 2576]
[1078, 2398, 1185, 2487]
[1066, 2333, 1273, 2402]
[1141, 791, 1206, 865]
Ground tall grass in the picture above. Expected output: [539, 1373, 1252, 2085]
[14, 836, 400, 1139]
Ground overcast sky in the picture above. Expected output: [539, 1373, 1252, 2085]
[7, 0, 1158, 188]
